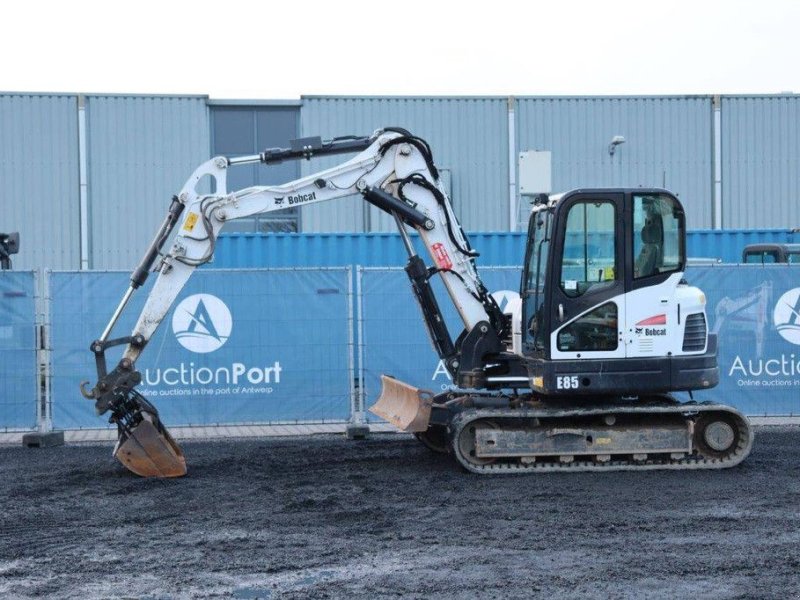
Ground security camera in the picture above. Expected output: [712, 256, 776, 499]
[0, 232, 19, 270]
[608, 135, 626, 156]
[0, 232, 20, 255]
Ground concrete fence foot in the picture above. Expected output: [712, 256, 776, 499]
[345, 423, 370, 440]
[22, 431, 65, 448]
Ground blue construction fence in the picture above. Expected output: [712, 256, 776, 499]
[0, 271, 38, 431]
[360, 265, 800, 421]
[49, 269, 354, 429]
[3, 265, 800, 432]
[679, 266, 800, 415]
[358, 267, 522, 423]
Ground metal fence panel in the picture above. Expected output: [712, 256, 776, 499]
[359, 265, 800, 419]
[683, 265, 800, 415]
[359, 267, 521, 423]
[50, 269, 353, 428]
[0, 271, 37, 430]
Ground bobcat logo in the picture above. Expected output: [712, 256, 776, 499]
[274, 197, 285, 206]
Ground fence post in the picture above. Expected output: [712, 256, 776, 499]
[40, 269, 56, 434]
[21, 269, 63, 448]
[346, 266, 369, 439]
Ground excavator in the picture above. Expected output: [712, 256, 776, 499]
[80, 127, 753, 477]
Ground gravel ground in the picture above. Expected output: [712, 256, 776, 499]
[1, 427, 799, 599]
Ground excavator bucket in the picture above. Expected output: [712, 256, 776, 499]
[369, 375, 433, 432]
[113, 411, 186, 478]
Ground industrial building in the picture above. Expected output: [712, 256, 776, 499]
[2, 92, 799, 271]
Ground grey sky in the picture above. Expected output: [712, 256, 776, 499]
[4, 0, 800, 98]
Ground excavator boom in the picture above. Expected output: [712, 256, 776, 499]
[82, 128, 505, 476]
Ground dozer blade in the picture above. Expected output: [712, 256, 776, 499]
[369, 375, 433, 432]
[114, 411, 186, 478]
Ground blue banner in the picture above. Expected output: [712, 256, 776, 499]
[361, 265, 800, 419]
[44, 265, 800, 430]
[684, 265, 800, 415]
[360, 267, 521, 422]
[50, 269, 353, 428]
[0, 271, 37, 430]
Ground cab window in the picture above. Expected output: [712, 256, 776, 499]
[557, 302, 618, 352]
[744, 251, 779, 264]
[633, 195, 684, 279]
[523, 209, 552, 350]
[559, 201, 616, 298]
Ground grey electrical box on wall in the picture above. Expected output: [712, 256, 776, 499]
[519, 151, 552, 196]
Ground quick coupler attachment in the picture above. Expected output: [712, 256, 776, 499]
[80, 358, 185, 478]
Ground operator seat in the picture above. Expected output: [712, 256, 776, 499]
[635, 217, 662, 278]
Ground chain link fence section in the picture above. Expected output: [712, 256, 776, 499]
[357, 266, 522, 423]
[680, 264, 800, 415]
[0, 271, 38, 431]
[49, 268, 355, 429]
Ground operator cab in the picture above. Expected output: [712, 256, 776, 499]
[519, 189, 711, 397]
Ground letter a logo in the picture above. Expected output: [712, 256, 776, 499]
[185, 299, 220, 340]
[774, 288, 800, 345]
[491, 290, 521, 313]
[172, 294, 233, 353]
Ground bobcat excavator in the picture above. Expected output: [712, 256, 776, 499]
[80, 127, 752, 477]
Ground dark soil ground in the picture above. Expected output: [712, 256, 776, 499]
[1, 427, 799, 599]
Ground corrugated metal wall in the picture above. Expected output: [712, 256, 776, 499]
[687, 229, 798, 262]
[210, 104, 301, 232]
[4, 92, 800, 272]
[0, 94, 80, 270]
[721, 95, 800, 229]
[516, 96, 714, 228]
[299, 97, 510, 233]
[213, 232, 527, 269]
[215, 229, 799, 267]
[86, 95, 210, 269]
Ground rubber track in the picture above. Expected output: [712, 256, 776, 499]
[449, 401, 753, 474]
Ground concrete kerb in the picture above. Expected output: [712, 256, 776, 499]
[1, 422, 400, 446]
[3, 419, 797, 448]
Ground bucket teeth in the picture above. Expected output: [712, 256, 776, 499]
[369, 375, 433, 432]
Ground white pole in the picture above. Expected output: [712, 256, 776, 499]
[356, 267, 366, 422]
[713, 95, 723, 229]
[507, 96, 517, 231]
[78, 95, 90, 269]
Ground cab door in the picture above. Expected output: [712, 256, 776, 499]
[624, 192, 687, 358]
[520, 205, 552, 359]
[548, 192, 627, 361]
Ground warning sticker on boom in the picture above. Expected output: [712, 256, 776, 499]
[432, 243, 453, 270]
[183, 212, 199, 232]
